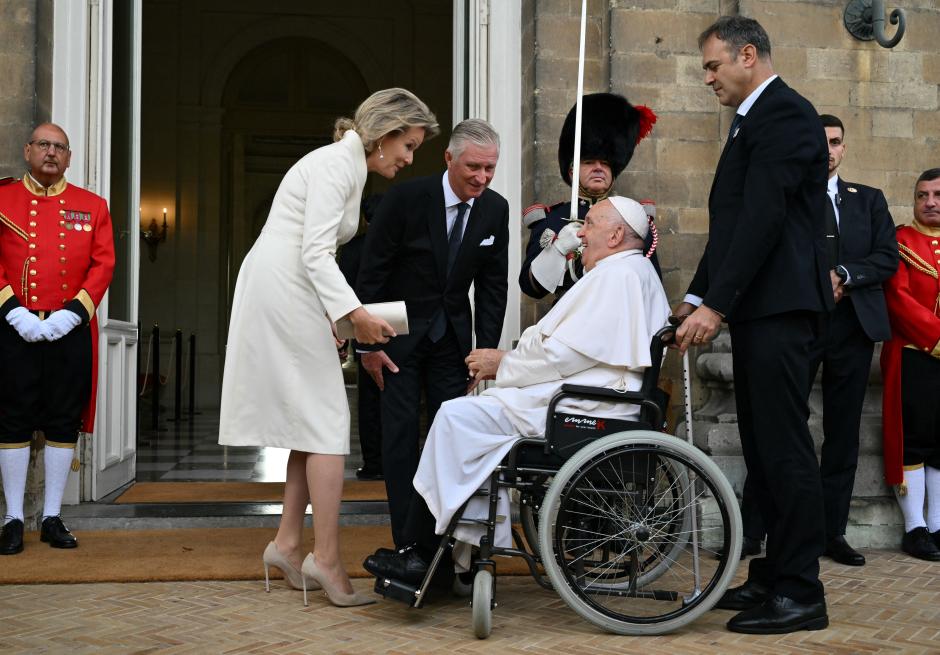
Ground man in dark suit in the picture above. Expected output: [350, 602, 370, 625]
[356, 119, 509, 548]
[736, 115, 899, 567]
[337, 194, 385, 481]
[675, 17, 832, 634]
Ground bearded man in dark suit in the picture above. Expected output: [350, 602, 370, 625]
[674, 16, 832, 634]
[356, 119, 509, 548]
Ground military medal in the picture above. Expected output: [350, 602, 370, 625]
[83, 223, 92, 232]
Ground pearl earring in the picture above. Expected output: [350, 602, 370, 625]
[378, 144, 384, 160]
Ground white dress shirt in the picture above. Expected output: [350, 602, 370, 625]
[442, 171, 474, 239]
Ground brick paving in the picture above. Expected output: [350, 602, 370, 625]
[2, 549, 938, 654]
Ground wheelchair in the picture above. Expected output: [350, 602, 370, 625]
[372, 326, 742, 638]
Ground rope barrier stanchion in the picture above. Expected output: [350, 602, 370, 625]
[172, 329, 183, 422]
[188, 332, 197, 421]
[139, 328, 153, 398]
[152, 324, 160, 430]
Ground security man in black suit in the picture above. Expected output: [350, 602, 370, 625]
[675, 17, 832, 634]
[737, 115, 899, 568]
[356, 119, 509, 548]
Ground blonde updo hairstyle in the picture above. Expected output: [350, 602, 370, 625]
[334, 88, 440, 153]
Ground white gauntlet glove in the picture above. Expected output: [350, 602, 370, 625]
[552, 222, 583, 255]
[5, 306, 47, 343]
[530, 222, 582, 292]
[42, 309, 82, 341]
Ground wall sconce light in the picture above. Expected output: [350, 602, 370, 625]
[844, 0, 906, 48]
[141, 208, 168, 262]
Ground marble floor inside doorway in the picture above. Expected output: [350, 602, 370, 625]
[135, 385, 367, 483]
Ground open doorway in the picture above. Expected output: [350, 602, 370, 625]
[133, 1, 454, 484]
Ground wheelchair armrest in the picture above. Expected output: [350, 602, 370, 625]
[559, 384, 645, 402]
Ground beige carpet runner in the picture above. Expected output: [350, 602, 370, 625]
[114, 480, 388, 504]
[1, 525, 531, 585]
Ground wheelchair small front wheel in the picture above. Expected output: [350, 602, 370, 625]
[471, 569, 494, 639]
[539, 431, 742, 635]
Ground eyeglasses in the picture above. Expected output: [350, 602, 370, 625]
[29, 140, 70, 154]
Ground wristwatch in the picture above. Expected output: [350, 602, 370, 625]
[835, 265, 849, 285]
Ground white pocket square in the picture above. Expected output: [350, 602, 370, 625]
[479, 235, 495, 246]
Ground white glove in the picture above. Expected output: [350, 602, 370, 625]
[42, 309, 82, 341]
[530, 246, 566, 292]
[552, 222, 583, 255]
[5, 306, 47, 343]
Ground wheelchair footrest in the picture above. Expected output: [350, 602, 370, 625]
[373, 576, 421, 607]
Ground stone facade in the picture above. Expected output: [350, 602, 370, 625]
[0, 0, 55, 527]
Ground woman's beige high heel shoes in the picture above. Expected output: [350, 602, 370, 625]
[301, 553, 376, 607]
[262, 541, 321, 607]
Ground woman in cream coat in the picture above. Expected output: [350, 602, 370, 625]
[219, 88, 438, 606]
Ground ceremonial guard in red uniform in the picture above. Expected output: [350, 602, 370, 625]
[519, 93, 658, 301]
[881, 168, 940, 561]
[0, 123, 115, 555]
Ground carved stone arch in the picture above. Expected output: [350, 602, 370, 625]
[200, 15, 387, 108]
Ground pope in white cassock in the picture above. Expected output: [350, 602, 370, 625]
[363, 196, 671, 587]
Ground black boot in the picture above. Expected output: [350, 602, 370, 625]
[0, 519, 24, 555]
[901, 527, 940, 561]
[40, 516, 78, 549]
[824, 535, 865, 566]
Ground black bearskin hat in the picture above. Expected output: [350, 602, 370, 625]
[558, 93, 656, 186]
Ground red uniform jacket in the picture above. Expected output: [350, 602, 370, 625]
[880, 222, 940, 485]
[0, 175, 116, 433]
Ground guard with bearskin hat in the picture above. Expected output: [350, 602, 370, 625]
[520, 93, 657, 301]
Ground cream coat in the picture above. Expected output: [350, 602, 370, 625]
[219, 130, 366, 453]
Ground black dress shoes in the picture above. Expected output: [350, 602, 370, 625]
[824, 535, 865, 566]
[40, 516, 78, 549]
[363, 545, 430, 586]
[932, 529, 940, 550]
[901, 526, 940, 561]
[0, 519, 24, 555]
[727, 595, 828, 634]
[356, 467, 384, 481]
[712, 579, 772, 611]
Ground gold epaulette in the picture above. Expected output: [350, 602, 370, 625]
[898, 243, 938, 279]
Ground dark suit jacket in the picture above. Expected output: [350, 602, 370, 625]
[834, 178, 898, 342]
[356, 175, 509, 361]
[688, 77, 832, 323]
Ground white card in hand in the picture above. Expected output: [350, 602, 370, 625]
[335, 301, 409, 340]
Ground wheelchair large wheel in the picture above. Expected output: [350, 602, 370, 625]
[519, 475, 551, 559]
[520, 502, 542, 559]
[538, 431, 742, 635]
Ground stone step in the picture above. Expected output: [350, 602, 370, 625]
[58, 501, 390, 532]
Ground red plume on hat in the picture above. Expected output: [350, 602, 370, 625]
[558, 93, 656, 186]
